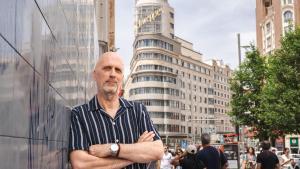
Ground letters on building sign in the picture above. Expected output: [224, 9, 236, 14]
[135, 8, 162, 30]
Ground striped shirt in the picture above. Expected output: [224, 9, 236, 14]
[69, 95, 161, 169]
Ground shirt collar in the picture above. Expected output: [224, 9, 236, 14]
[88, 95, 133, 112]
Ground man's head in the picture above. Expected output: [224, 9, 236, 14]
[261, 140, 271, 150]
[201, 133, 211, 145]
[186, 145, 197, 155]
[164, 146, 169, 153]
[93, 52, 124, 97]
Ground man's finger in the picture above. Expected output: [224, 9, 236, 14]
[143, 132, 155, 141]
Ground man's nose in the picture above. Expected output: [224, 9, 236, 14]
[109, 68, 117, 76]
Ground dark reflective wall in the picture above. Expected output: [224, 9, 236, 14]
[0, 0, 99, 168]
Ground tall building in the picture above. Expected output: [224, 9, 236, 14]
[124, 0, 234, 146]
[256, 0, 300, 54]
[96, 0, 116, 52]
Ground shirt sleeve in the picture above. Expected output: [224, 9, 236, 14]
[256, 154, 262, 163]
[69, 108, 89, 151]
[138, 103, 161, 140]
[220, 151, 228, 165]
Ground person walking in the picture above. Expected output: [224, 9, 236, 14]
[256, 141, 280, 169]
[281, 148, 293, 169]
[160, 146, 173, 169]
[242, 147, 256, 169]
[68, 52, 163, 169]
[196, 133, 228, 169]
[171, 145, 205, 169]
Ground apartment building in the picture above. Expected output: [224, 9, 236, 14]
[124, 0, 234, 145]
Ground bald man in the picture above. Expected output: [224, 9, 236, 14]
[69, 52, 163, 169]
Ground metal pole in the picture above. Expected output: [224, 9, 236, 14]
[237, 33, 241, 66]
[236, 33, 241, 141]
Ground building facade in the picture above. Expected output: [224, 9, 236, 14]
[0, 0, 111, 168]
[124, 0, 234, 146]
[256, 0, 300, 54]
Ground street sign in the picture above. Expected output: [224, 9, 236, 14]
[290, 138, 299, 147]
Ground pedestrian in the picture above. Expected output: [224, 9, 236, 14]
[281, 148, 293, 169]
[291, 159, 300, 169]
[68, 52, 164, 169]
[160, 146, 173, 169]
[196, 133, 228, 169]
[173, 148, 184, 169]
[256, 141, 280, 169]
[242, 147, 256, 169]
[171, 145, 205, 169]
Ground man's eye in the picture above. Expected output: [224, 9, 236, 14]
[115, 69, 122, 73]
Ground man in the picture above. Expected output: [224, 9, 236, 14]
[160, 146, 173, 169]
[69, 52, 164, 169]
[196, 133, 228, 169]
[291, 159, 300, 169]
[171, 144, 205, 169]
[256, 141, 280, 169]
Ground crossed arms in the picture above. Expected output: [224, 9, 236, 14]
[70, 131, 164, 169]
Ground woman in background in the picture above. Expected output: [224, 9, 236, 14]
[242, 147, 256, 169]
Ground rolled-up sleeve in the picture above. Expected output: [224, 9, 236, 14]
[69, 109, 89, 151]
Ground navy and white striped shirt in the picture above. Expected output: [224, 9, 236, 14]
[69, 95, 161, 169]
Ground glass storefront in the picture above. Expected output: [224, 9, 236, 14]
[0, 0, 99, 168]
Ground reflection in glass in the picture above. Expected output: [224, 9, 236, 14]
[0, 0, 99, 168]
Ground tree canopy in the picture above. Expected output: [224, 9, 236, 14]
[229, 27, 300, 140]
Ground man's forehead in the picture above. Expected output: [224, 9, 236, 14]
[95, 52, 124, 68]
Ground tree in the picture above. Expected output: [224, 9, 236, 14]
[260, 27, 300, 136]
[229, 45, 268, 140]
[229, 27, 300, 141]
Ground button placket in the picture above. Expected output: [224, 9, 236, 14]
[111, 119, 117, 143]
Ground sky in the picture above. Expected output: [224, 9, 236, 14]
[115, 0, 257, 76]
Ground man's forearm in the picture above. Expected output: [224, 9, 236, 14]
[118, 140, 164, 163]
[89, 140, 164, 163]
[70, 150, 132, 169]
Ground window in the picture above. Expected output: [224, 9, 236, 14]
[170, 12, 174, 18]
[267, 37, 272, 48]
[284, 11, 293, 22]
[170, 23, 174, 29]
[170, 33, 174, 39]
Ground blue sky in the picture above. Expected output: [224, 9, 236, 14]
[115, 0, 256, 76]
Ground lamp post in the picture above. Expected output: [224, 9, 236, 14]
[236, 33, 251, 141]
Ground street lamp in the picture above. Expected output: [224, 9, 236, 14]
[237, 33, 251, 66]
[237, 33, 251, 141]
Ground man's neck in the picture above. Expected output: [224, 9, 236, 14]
[97, 93, 120, 118]
[202, 144, 210, 148]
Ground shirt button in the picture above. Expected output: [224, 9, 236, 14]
[112, 122, 116, 125]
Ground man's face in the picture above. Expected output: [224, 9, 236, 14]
[93, 53, 124, 95]
[164, 146, 168, 153]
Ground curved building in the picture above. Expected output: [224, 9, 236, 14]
[125, 0, 234, 146]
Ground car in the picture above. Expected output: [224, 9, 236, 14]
[291, 154, 300, 166]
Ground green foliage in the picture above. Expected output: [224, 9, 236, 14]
[228, 27, 300, 140]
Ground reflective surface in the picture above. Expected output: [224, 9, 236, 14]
[0, 0, 98, 168]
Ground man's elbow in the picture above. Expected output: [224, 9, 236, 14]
[71, 160, 85, 169]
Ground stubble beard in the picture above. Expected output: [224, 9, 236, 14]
[102, 84, 118, 100]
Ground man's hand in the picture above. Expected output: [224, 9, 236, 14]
[137, 131, 155, 143]
[89, 144, 111, 158]
[88, 131, 155, 158]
